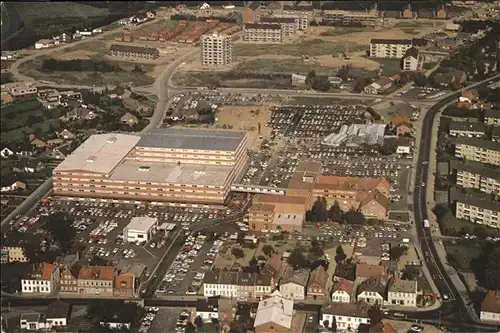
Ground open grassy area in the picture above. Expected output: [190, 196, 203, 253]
[319, 27, 365, 36]
[369, 57, 403, 76]
[237, 58, 339, 76]
[233, 39, 365, 57]
[439, 212, 500, 238]
[63, 40, 110, 56]
[444, 242, 481, 272]
[13, 2, 109, 25]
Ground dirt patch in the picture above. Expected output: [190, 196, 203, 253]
[213, 105, 272, 150]
[52, 50, 98, 60]
[316, 54, 381, 70]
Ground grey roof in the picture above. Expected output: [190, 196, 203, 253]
[281, 268, 309, 286]
[322, 302, 370, 317]
[449, 120, 486, 133]
[245, 23, 281, 30]
[450, 160, 500, 180]
[357, 277, 386, 296]
[453, 137, 500, 152]
[137, 128, 244, 152]
[20, 313, 43, 322]
[44, 300, 71, 319]
[404, 47, 420, 59]
[485, 110, 500, 119]
[450, 187, 500, 211]
[388, 278, 417, 293]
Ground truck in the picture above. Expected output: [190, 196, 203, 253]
[423, 219, 430, 229]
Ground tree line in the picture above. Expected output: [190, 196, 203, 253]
[41, 59, 123, 73]
[306, 197, 368, 225]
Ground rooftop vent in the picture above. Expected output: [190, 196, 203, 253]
[107, 137, 117, 143]
[86, 156, 97, 163]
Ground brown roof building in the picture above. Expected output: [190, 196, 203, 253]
[77, 265, 114, 296]
[355, 263, 388, 284]
[480, 290, 500, 323]
[307, 265, 329, 300]
[249, 194, 308, 232]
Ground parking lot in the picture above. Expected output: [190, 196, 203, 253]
[400, 86, 448, 100]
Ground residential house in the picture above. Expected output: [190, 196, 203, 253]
[0, 147, 14, 158]
[114, 262, 145, 296]
[57, 129, 76, 140]
[480, 290, 500, 323]
[47, 138, 64, 147]
[264, 254, 290, 281]
[391, 115, 413, 137]
[355, 263, 388, 284]
[242, 1, 261, 23]
[356, 277, 386, 305]
[331, 279, 354, 303]
[434, 73, 457, 87]
[1, 175, 27, 193]
[363, 77, 393, 95]
[77, 265, 114, 296]
[44, 300, 71, 329]
[30, 138, 47, 149]
[436, 5, 447, 19]
[402, 4, 414, 19]
[402, 47, 424, 72]
[321, 302, 371, 332]
[3, 82, 38, 101]
[20, 313, 49, 331]
[59, 263, 80, 293]
[120, 112, 139, 125]
[47, 147, 69, 160]
[65, 106, 97, 120]
[196, 298, 219, 323]
[254, 293, 294, 333]
[307, 265, 329, 300]
[387, 278, 418, 307]
[333, 263, 356, 282]
[21, 262, 60, 294]
[279, 268, 309, 300]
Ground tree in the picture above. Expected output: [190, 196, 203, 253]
[328, 201, 343, 222]
[310, 239, 324, 258]
[194, 315, 204, 328]
[336, 64, 351, 81]
[389, 245, 408, 261]
[308, 197, 328, 222]
[335, 245, 347, 264]
[185, 322, 196, 333]
[305, 70, 316, 88]
[472, 243, 500, 290]
[40, 212, 76, 253]
[412, 72, 428, 86]
[287, 248, 310, 269]
[368, 304, 383, 325]
[312, 76, 331, 92]
[231, 247, 245, 260]
[344, 209, 365, 225]
[262, 245, 274, 257]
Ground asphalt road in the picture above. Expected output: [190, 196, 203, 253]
[409, 74, 500, 329]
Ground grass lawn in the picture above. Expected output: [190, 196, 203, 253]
[439, 212, 500, 238]
[237, 58, 339, 76]
[369, 57, 403, 76]
[443, 242, 481, 272]
[233, 39, 365, 57]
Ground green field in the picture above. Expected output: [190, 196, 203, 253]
[369, 57, 403, 76]
[444, 243, 481, 272]
[237, 59, 339, 76]
[233, 39, 365, 57]
[0, 100, 63, 144]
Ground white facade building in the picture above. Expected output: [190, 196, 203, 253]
[123, 216, 158, 243]
[370, 39, 413, 58]
[330, 280, 353, 303]
[254, 293, 294, 332]
[387, 279, 418, 307]
[321, 303, 371, 332]
[402, 47, 424, 71]
[202, 271, 273, 299]
[21, 263, 59, 294]
[201, 33, 232, 67]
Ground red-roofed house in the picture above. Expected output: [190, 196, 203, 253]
[331, 279, 354, 303]
[21, 262, 60, 294]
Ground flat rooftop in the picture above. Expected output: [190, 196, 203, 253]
[126, 216, 157, 232]
[54, 134, 140, 174]
[110, 160, 233, 187]
[137, 128, 244, 152]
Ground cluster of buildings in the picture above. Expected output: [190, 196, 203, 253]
[248, 161, 391, 233]
[52, 128, 248, 206]
[34, 29, 103, 49]
[20, 256, 145, 297]
[19, 301, 71, 331]
[369, 38, 427, 71]
[109, 44, 160, 59]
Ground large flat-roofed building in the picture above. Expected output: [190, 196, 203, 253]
[201, 33, 232, 67]
[243, 23, 283, 43]
[123, 216, 158, 243]
[53, 129, 248, 206]
[453, 137, 500, 166]
[451, 187, 500, 229]
[322, 9, 378, 26]
[260, 17, 297, 36]
[450, 160, 500, 195]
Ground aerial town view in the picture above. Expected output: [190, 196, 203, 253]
[1, 0, 500, 332]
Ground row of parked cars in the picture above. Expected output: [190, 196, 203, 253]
[138, 307, 159, 333]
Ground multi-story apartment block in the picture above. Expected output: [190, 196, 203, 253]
[273, 13, 309, 31]
[260, 17, 297, 36]
[322, 9, 378, 26]
[454, 137, 500, 166]
[387, 279, 418, 307]
[22, 263, 60, 294]
[0, 243, 28, 263]
[243, 23, 283, 43]
[76, 265, 114, 296]
[451, 187, 500, 229]
[109, 44, 159, 59]
[52, 129, 248, 206]
[451, 160, 500, 195]
[402, 47, 424, 71]
[370, 39, 413, 58]
[484, 110, 500, 126]
[449, 121, 486, 138]
[202, 271, 274, 299]
[201, 33, 232, 67]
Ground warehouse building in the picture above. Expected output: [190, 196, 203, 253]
[52, 129, 248, 206]
[201, 33, 232, 67]
[123, 216, 158, 243]
[243, 23, 283, 43]
[109, 44, 159, 59]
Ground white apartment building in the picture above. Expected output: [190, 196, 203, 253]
[370, 39, 413, 58]
[274, 13, 309, 31]
[243, 23, 283, 43]
[454, 138, 500, 166]
[387, 279, 418, 307]
[201, 33, 232, 67]
[451, 160, 500, 195]
[21, 263, 60, 294]
[449, 121, 486, 138]
[452, 188, 500, 229]
[203, 271, 273, 299]
[484, 110, 500, 126]
[123, 216, 158, 243]
[402, 47, 424, 71]
[260, 17, 297, 36]
[321, 303, 371, 332]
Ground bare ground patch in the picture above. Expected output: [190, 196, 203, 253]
[52, 50, 99, 61]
